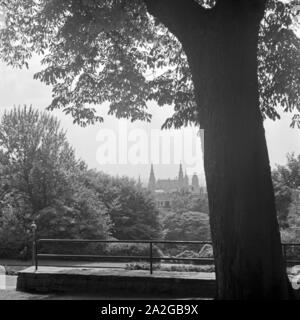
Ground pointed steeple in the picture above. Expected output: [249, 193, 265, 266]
[191, 173, 200, 193]
[137, 175, 142, 188]
[184, 170, 189, 188]
[148, 164, 156, 191]
[178, 163, 184, 189]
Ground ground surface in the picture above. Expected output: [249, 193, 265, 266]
[19, 265, 215, 279]
[1, 260, 299, 300]
[0, 276, 51, 300]
[0, 262, 215, 300]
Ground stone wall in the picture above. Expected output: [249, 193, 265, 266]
[17, 268, 216, 298]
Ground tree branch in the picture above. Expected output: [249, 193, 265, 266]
[214, 0, 267, 21]
[143, 0, 208, 42]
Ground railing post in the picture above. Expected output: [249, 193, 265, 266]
[35, 239, 38, 271]
[150, 242, 153, 275]
[283, 244, 287, 265]
[31, 221, 38, 271]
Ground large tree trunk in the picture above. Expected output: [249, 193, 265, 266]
[145, 0, 292, 299]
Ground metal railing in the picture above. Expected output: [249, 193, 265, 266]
[31, 235, 300, 275]
[32, 238, 213, 274]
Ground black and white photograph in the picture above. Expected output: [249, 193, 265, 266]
[0, 0, 300, 305]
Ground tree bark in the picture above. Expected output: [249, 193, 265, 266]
[144, 0, 292, 299]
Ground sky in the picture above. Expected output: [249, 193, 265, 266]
[0, 56, 299, 186]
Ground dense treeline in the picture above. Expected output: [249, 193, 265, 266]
[0, 106, 160, 258]
[272, 153, 300, 243]
[79, 170, 161, 240]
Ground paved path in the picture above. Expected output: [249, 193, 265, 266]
[0, 276, 51, 300]
[0, 260, 216, 300]
[0, 276, 133, 300]
[0, 259, 126, 270]
[20, 266, 216, 279]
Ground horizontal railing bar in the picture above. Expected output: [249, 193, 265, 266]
[37, 238, 300, 246]
[32, 238, 300, 275]
[35, 264, 124, 269]
[1, 264, 32, 266]
[37, 254, 214, 263]
[37, 239, 213, 245]
[37, 254, 151, 260]
[151, 257, 214, 262]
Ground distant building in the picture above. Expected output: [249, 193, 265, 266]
[148, 164, 200, 193]
[191, 174, 200, 193]
[147, 164, 203, 208]
[137, 175, 142, 189]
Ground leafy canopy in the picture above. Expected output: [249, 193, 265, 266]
[0, 106, 112, 257]
[82, 170, 161, 240]
[272, 153, 300, 227]
[161, 211, 210, 242]
[0, 0, 300, 127]
[0, 106, 161, 256]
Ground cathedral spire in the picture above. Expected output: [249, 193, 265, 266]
[191, 173, 200, 193]
[137, 175, 142, 188]
[178, 163, 184, 189]
[184, 170, 189, 188]
[148, 164, 156, 191]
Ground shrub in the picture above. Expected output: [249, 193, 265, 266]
[126, 263, 215, 273]
[126, 262, 161, 271]
[172, 249, 213, 265]
[175, 250, 200, 259]
[104, 243, 164, 259]
[199, 244, 214, 258]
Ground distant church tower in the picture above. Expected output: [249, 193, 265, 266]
[178, 164, 184, 189]
[137, 175, 142, 189]
[191, 173, 200, 192]
[183, 171, 189, 188]
[148, 164, 156, 191]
